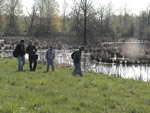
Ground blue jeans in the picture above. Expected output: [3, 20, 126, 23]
[18, 56, 25, 71]
[72, 63, 83, 77]
[47, 60, 55, 72]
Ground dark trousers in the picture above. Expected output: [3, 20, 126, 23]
[29, 59, 37, 71]
[72, 62, 83, 77]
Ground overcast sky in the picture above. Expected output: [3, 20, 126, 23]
[22, 0, 150, 15]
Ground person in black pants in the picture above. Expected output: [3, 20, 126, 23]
[26, 42, 37, 71]
[72, 47, 84, 77]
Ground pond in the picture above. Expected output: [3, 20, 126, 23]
[0, 49, 150, 81]
[39, 50, 150, 82]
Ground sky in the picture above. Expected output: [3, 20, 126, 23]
[22, 0, 150, 15]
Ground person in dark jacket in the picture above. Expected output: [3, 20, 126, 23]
[15, 40, 25, 71]
[26, 42, 37, 71]
[72, 47, 84, 77]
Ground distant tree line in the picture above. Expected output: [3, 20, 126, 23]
[0, 0, 150, 45]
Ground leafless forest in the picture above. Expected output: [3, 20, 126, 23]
[0, 0, 150, 45]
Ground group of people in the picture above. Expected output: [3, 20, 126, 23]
[14, 39, 84, 77]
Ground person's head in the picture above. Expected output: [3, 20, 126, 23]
[29, 41, 32, 46]
[79, 47, 84, 51]
[20, 40, 24, 45]
[49, 46, 53, 50]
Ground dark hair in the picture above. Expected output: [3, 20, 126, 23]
[50, 46, 53, 50]
[20, 40, 24, 43]
[79, 47, 84, 51]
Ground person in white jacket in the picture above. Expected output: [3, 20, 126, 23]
[45, 46, 55, 72]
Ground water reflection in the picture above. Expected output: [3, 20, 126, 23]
[55, 50, 150, 82]
[54, 50, 150, 82]
[86, 63, 150, 81]
[0, 49, 150, 81]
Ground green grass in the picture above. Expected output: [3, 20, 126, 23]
[0, 58, 150, 113]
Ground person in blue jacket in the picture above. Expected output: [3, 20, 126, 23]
[45, 46, 55, 72]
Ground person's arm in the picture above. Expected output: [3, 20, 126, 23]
[33, 46, 37, 53]
[16, 44, 20, 55]
[35, 47, 37, 53]
[45, 50, 48, 60]
[23, 45, 25, 55]
[53, 50, 55, 59]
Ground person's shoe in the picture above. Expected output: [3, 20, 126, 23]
[80, 75, 83, 77]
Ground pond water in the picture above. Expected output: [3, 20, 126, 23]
[39, 50, 150, 82]
[0, 49, 150, 81]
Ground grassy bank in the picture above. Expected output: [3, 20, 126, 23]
[0, 58, 150, 113]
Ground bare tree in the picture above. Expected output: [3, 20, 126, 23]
[73, 0, 94, 45]
[97, 4, 105, 36]
[62, 0, 68, 35]
[36, 0, 44, 34]
[148, 7, 150, 26]
[5, 0, 23, 35]
[0, 0, 5, 35]
[70, 1, 83, 41]
[26, 3, 38, 36]
[81, 0, 93, 45]
[138, 5, 150, 40]
[6, 0, 22, 26]
[122, 4, 129, 37]
[139, 11, 147, 39]
[34, 0, 58, 36]
[105, 2, 114, 36]
[147, 5, 150, 39]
